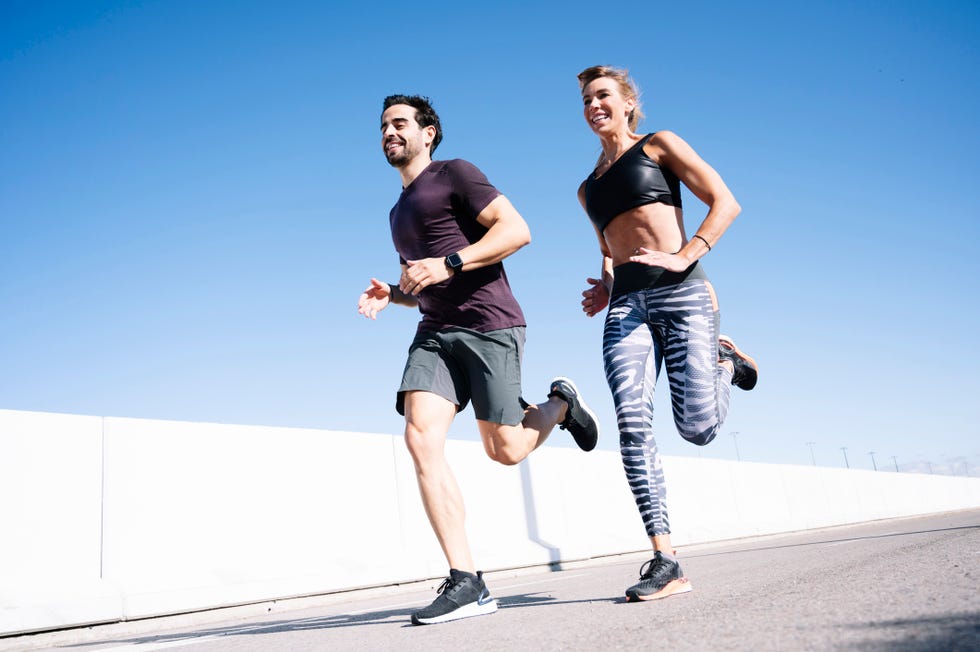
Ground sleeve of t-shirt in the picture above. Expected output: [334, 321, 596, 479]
[446, 159, 502, 219]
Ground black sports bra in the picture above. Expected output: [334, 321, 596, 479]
[583, 133, 683, 233]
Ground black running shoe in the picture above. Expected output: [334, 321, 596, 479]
[718, 335, 759, 391]
[625, 551, 693, 602]
[411, 569, 497, 625]
[548, 377, 599, 452]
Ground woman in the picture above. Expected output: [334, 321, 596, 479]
[576, 65, 758, 602]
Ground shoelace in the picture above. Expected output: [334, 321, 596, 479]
[435, 575, 468, 596]
[638, 556, 674, 582]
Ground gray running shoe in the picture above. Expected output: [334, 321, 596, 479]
[411, 569, 497, 625]
[548, 377, 599, 452]
[718, 335, 759, 390]
[625, 551, 693, 602]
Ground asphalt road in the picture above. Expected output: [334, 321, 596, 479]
[7, 509, 979, 651]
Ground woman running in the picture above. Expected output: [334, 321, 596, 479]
[576, 65, 759, 601]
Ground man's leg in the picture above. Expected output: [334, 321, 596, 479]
[403, 390, 474, 573]
[476, 376, 601, 465]
[476, 397, 566, 465]
[404, 390, 499, 625]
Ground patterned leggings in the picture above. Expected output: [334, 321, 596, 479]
[603, 278, 732, 536]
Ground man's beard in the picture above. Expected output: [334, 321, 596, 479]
[384, 139, 418, 167]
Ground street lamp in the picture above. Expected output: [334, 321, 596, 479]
[805, 441, 816, 466]
[731, 431, 740, 461]
[840, 446, 850, 469]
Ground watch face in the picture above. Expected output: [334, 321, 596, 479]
[446, 253, 463, 271]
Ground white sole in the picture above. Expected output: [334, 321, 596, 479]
[628, 578, 694, 602]
[413, 598, 498, 625]
[552, 376, 600, 440]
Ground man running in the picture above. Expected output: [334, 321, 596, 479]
[358, 94, 600, 625]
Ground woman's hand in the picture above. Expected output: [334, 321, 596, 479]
[582, 277, 610, 317]
[629, 247, 691, 272]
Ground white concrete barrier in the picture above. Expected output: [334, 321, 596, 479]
[2, 408, 978, 636]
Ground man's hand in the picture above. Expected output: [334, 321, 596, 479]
[357, 278, 392, 319]
[401, 257, 452, 296]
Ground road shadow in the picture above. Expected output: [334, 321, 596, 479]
[683, 524, 980, 559]
[849, 611, 980, 651]
[63, 591, 622, 647]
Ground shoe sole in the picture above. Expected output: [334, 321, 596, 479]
[411, 598, 498, 625]
[551, 376, 599, 451]
[718, 336, 758, 391]
[626, 577, 693, 602]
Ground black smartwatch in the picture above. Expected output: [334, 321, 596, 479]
[444, 252, 464, 274]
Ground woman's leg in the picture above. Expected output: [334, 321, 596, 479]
[603, 293, 671, 537]
[659, 280, 733, 446]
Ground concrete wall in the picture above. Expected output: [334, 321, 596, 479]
[2, 408, 978, 636]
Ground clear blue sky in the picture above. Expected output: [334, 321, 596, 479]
[2, 1, 978, 475]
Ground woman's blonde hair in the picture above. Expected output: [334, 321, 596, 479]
[577, 65, 645, 131]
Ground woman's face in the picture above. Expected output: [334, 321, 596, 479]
[582, 77, 635, 135]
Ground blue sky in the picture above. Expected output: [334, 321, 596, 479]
[2, 1, 978, 475]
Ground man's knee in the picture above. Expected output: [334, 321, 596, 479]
[480, 423, 525, 466]
[402, 392, 455, 465]
[404, 422, 451, 472]
[403, 425, 426, 455]
[489, 447, 523, 466]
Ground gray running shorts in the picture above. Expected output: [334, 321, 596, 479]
[397, 326, 526, 426]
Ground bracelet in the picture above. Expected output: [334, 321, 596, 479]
[693, 234, 712, 251]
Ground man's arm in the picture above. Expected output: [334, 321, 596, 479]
[399, 195, 531, 296]
[455, 195, 531, 270]
[358, 266, 418, 319]
[388, 265, 419, 307]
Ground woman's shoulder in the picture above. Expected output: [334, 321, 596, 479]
[645, 130, 683, 147]
[643, 130, 692, 160]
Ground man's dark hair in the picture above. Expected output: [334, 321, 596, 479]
[382, 94, 443, 154]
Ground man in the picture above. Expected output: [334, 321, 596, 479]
[357, 94, 599, 625]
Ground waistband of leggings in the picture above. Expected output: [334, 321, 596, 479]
[611, 261, 707, 298]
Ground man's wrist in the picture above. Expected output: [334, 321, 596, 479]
[444, 252, 464, 274]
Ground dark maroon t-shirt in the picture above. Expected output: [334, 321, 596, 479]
[389, 159, 527, 333]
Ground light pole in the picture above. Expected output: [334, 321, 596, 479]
[731, 431, 740, 461]
[891, 456, 899, 472]
[805, 441, 816, 466]
[869, 451, 878, 471]
[840, 446, 850, 469]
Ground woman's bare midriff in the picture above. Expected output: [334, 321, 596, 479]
[603, 202, 686, 266]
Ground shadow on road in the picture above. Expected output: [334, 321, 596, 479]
[683, 525, 980, 559]
[849, 611, 980, 651]
[65, 591, 622, 648]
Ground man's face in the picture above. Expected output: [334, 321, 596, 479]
[380, 104, 431, 167]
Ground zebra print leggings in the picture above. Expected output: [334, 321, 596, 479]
[603, 277, 733, 536]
